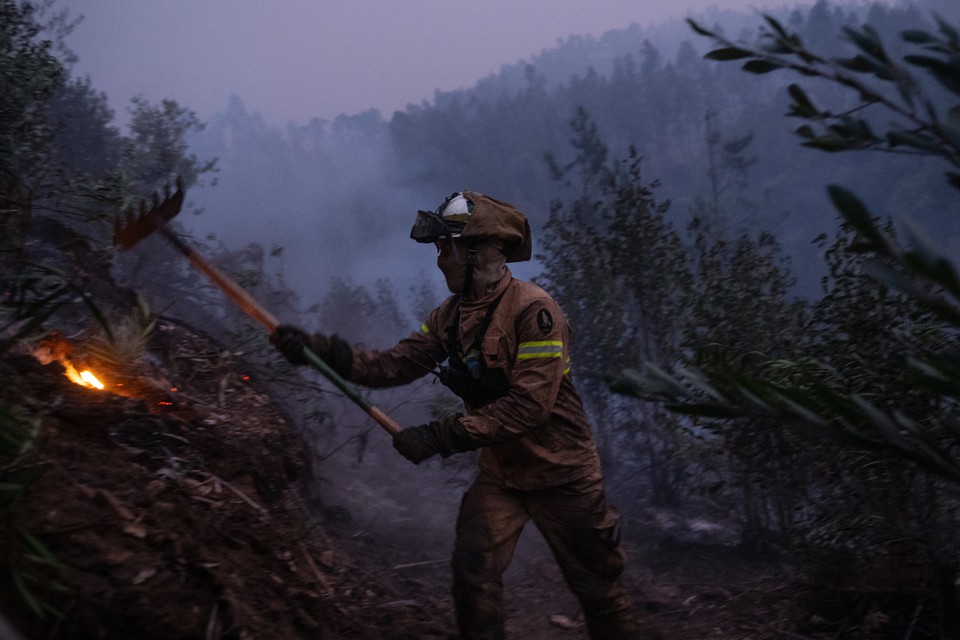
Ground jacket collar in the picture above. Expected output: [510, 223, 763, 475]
[459, 267, 512, 313]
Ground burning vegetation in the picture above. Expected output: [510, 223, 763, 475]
[32, 332, 106, 390]
[24, 302, 180, 410]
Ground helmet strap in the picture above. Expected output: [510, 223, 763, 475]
[462, 247, 478, 301]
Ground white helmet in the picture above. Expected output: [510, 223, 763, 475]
[410, 190, 531, 263]
[436, 192, 473, 237]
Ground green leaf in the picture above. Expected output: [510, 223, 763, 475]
[70, 283, 113, 343]
[834, 54, 880, 73]
[679, 366, 727, 403]
[891, 66, 917, 108]
[900, 29, 938, 45]
[686, 18, 713, 38]
[843, 25, 889, 64]
[886, 130, 943, 154]
[735, 383, 773, 413]
[827, 185, 889, 252]
[935, 14, 959, 42]
[642, 364, 692, 398]
[12, 571, 46, 618]
[904, 55, 960, 97]
[801, 136, 858, 152]
[19, 529, 64, 569]
[760, 41, 793, 56]
[742, 59, 783, 74]
[762, 15, 790, 40]
[829, 119, 878, 144]
[851, 394, 904, 444]
[786, 84, 822, 119]
[942, 113, 960, 144]
[768, 389, 828, 428]
[705, 47, 754, 61]
[947, 172, 960, 191]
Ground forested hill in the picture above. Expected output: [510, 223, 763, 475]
[184, 0, 958, 311]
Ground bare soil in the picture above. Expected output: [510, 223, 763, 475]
[0, 319, 938, 639]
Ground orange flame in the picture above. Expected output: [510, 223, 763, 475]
[63, 361, 105, 390]
[32, 334, 107, 391]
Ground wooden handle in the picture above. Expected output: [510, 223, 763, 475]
[368, 406, 402, 437]
[160, 227, 402, 438]
[185, 251, 279, 331]
[160, 227, 279, 330]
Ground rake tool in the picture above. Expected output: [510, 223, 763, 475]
[113, 179, 401, 436]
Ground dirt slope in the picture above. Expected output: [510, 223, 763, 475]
[0, 319, 455, 639]
[1, 317, 871, 639]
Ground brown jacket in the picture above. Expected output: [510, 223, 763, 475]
[346, 269, 602, 490]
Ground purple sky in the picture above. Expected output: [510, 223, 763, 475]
[65, 0, 803, 126]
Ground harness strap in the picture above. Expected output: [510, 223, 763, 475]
[446, 285, 509, 359]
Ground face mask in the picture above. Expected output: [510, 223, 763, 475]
[436, 238, 470, 294]
[437, 241, 506, 296]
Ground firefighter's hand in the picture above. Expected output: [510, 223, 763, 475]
[393, 415, 473, 465]
[271, 325, 316, 365]
[393, 424, 442, 464]
[271, 326, 353, 376]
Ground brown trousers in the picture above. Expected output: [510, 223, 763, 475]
[451, 471, 638, 639]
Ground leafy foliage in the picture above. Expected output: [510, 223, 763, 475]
[538, 106, 807, 520]
[608, 10, 960, 625]
[1, 0, 218, 622]
[538, 112, 689, 501]
[0, 0, 66, 205]
[623, 10, 960, 484]
[694, 10, 960, 171]
[0, 370, 70, 618]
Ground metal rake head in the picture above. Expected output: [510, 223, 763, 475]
[113, 177, 185, 251]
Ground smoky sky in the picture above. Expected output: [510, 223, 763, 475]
[61, 0, 855, 318]
[64, 0, 810, 127]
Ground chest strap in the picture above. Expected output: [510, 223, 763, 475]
[446, 287, 509, 358]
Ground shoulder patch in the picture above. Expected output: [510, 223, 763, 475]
[536, 308, 554, 334]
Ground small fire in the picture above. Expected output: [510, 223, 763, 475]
[63, 361, 105, 390]
[31, 333, 107, 391]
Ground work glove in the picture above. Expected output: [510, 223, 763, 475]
[393, 414, 475, 465]
[270, 325, 353, 377]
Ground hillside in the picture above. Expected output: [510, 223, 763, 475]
[0, 283, 933, 639]
[0, 228, 830, 638]
[1, 318, 456, 638]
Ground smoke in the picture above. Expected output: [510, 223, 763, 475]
[182, 98, 442, 316]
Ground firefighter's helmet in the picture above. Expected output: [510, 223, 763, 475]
[410, 191, 532, 263]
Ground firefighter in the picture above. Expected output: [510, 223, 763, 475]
[272, 191, 639, 639]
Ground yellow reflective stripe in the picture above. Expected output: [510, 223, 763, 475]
[420, 323, 430, 334]
[517, 340, 563, 360]
[520, 340, 563, 348]
[564, 356, 571, 375]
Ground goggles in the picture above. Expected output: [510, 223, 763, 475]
[410, 209, 451, 243]
[410, 209, 468, 243]
[411, 192, 473, 243]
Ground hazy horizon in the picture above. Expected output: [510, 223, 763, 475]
[65, 0, 819, 127]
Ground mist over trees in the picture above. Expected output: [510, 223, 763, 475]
[184, 0, 957, 313]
